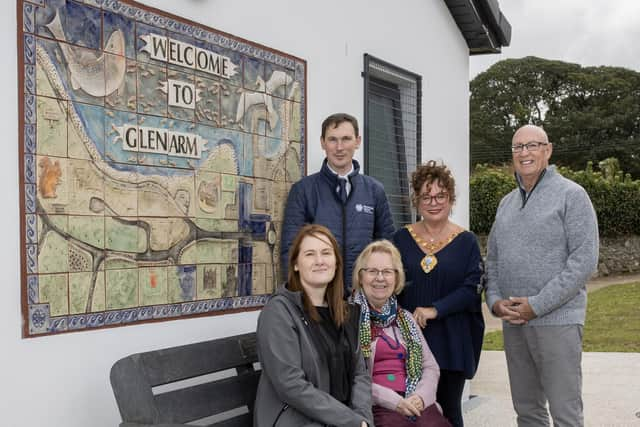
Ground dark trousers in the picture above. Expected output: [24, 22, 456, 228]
[373, 403, 452, 427]
[437, 369, 466, 427]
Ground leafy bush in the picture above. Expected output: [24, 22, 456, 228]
[470, 160, 640, 236]
[469, 164, 516, 234]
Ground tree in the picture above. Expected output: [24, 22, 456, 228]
[470, 57, 640, 178]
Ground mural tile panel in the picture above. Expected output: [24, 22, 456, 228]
[19, 0, 306, 337]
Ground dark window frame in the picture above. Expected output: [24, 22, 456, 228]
[363, 54, 422, 226]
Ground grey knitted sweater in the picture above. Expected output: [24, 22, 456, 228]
[485, 166, 599, 326]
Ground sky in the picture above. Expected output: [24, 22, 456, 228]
[469, 0, 640, 79]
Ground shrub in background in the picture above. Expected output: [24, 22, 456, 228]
[470, 159, 640, 236]
[469, 164, 515, 234]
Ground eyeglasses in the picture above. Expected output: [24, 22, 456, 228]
[360, 268, 396, 278]
[511, 141, 549, 153]
[418, 192, 449, 205]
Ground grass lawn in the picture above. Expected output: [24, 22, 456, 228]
[482, 282, 640, 352]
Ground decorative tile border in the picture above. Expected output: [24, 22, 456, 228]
[68, 314, 88, 330]
[23, 2, 35, 33]
[27, 275, 39, 304]
[48, 316, 68, 333]
[24, 153, 36, 184]
[101, 0, 300, 71]
[24, 94, 35, 124]
[25, 214, 37, 244]
[34, 294, 271, 336]
[24, 64, 35, 95]
[28, 303, 49, 335]
[25, 184, 36, 214]
[23, 34, 35, 64]
[26, 244, 38, 274]
[24, 123, 36, 154]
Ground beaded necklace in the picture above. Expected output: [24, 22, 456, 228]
[353, 291, 423, 394]
[372, 324, 402, 350]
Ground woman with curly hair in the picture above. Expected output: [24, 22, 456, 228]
[392, 161, 485, 427]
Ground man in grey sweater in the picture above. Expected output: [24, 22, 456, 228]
[485, 125, 599, 427]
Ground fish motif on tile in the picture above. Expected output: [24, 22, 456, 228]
[235, 70, 292, 130]
[46, 10, 126, 97]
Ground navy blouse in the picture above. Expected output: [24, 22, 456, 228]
[393, 227, 485, 379]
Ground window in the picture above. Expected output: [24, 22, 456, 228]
[363, 55, 421, 227]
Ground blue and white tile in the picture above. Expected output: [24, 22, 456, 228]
[25, 94, 36, 124]
[138, 306, 154, 321]
[26, 244, 38, 274]
[25, 214, 38, 244]
[24, 34, 35, 65]
[25, 123, 36, 154]
[120, 308, 139, 323]
[24, 153, 36, 184]
[152, 304, 171, 319]
[47, 316, 68, 333]
[23, 3, 35, 34]
[86, 312, 106, 328]
[27, 275, 39, 304]
[25, 63, 36, 95]
[104, 309, 124, 325]
[68, 314, 88, 330]
[29, 303, 50, 335]
[25, 184, 37, 214]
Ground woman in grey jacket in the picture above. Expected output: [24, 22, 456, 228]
[254, 224, 373, 427]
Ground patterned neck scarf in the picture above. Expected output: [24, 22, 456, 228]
[353, 290, 423, 395]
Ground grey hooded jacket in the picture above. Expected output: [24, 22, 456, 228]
[253, 285, 373, 427]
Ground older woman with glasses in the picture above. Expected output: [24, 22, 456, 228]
[392, 161, 484, 427]
[352, 240, 451, 427]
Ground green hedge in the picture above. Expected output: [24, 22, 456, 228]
[470, 160, 640, 237]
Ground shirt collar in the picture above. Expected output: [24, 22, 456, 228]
[326, 162, 354, 180]
[515, 167, 549, 193]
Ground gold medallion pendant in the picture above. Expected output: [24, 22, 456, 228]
[421, 254, 438, 273]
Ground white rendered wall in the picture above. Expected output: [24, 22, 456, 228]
[2, 1, 470, 426]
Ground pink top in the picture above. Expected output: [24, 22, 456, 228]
[366, 313, 440, 411]
[372, 332, 407, 392]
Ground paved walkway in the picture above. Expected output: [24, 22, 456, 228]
[464, 351, 640, 426]
[466, 273, 640, 426]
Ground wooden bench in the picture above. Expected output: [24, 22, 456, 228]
[110, 332, 260, 427]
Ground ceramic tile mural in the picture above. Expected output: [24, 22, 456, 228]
[18, 0, 306, 337]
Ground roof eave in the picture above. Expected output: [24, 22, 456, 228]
[444, 0, 512, 56]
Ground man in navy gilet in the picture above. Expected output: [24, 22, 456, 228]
[280, 113, 395, 296]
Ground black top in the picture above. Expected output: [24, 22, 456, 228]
[393, 228, 485, 379]
[309, 306, 354, 403]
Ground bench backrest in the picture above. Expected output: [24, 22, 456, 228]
[110, 332, 260, 427]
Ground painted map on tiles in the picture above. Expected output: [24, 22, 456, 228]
[19, 0, 305, 337]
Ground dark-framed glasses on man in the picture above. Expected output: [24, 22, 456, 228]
[511, 141, 549, 153]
